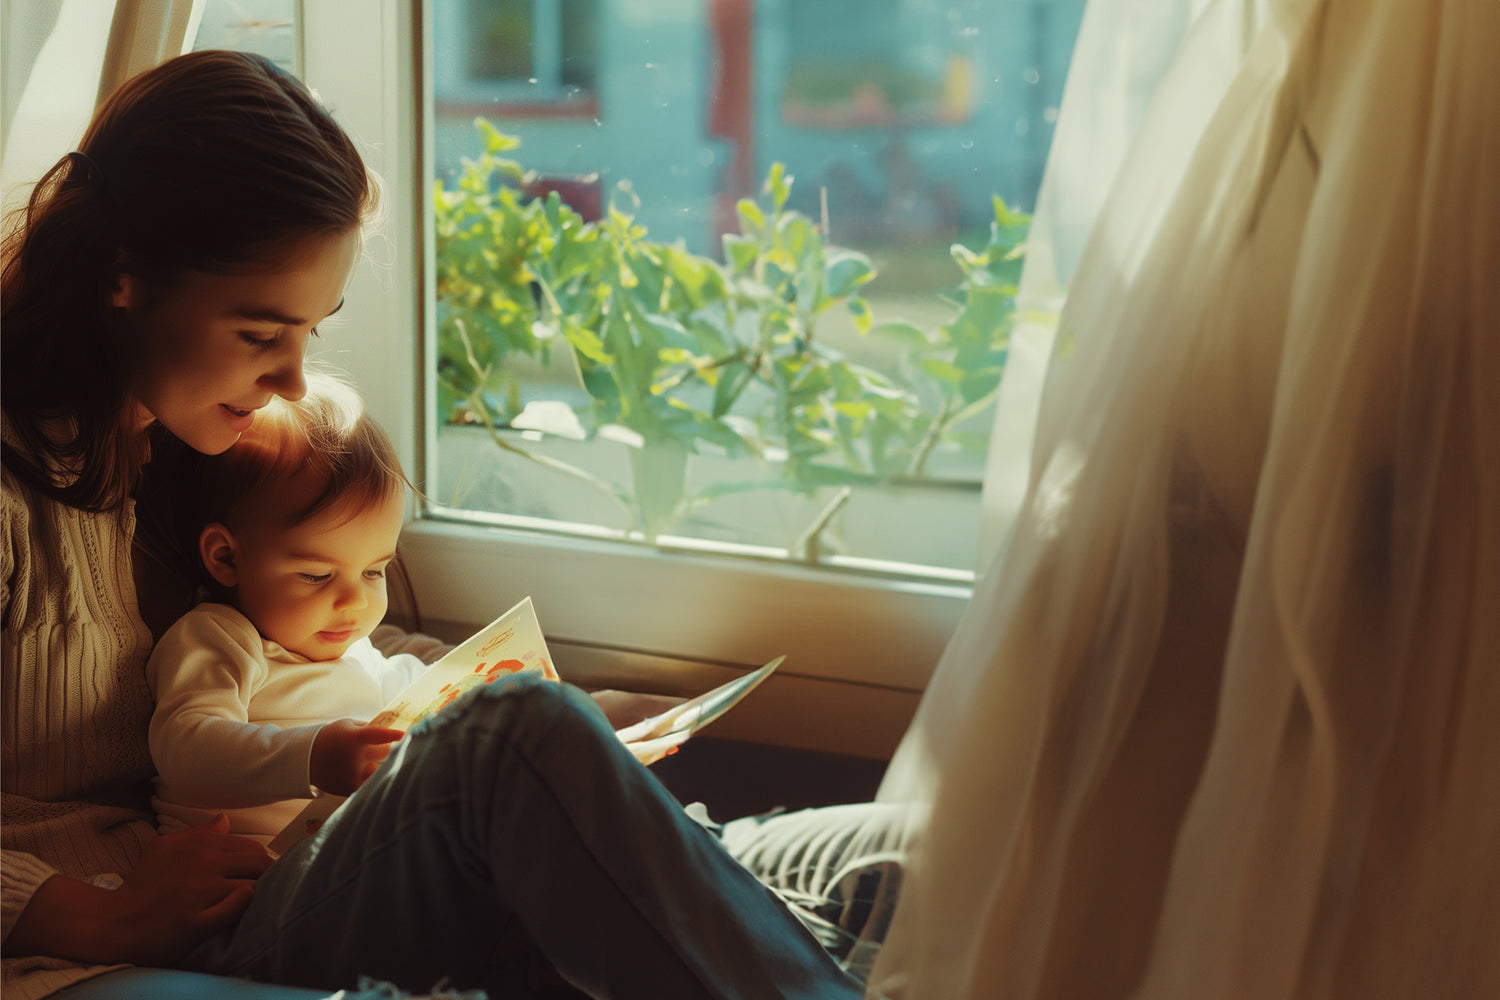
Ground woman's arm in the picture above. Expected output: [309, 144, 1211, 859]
[5, 816, 271, 966]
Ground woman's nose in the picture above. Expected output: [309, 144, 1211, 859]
[259, 337, 309, 401]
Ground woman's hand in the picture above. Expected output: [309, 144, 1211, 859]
[589, 689, 685, 730]
[621, 730, 689, 766]
[8, 814, 273, 967]
[310, 719, 405, 796]
[593, 691, 693, 766]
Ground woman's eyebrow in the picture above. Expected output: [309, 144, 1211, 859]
[230, 298, 346, 327]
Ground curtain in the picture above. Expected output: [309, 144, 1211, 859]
[974, 0, 1218, 567]
[0, 0, 202, 218]
[868, 0, 1499, 995]
[906, 0, 1251, 799]
[1, 0, 65, 150]
[97, 0, 204, 103]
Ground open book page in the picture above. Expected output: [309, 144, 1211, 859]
[613, 655, 785, 760]
[267, 596, 557, 856]
[367, 596, 559, 731]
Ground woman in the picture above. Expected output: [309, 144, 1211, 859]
[1, 50, 863, 1000]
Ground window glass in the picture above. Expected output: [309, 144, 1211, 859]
[466, 2, 535, 80]
[428, 0, 1085, 578]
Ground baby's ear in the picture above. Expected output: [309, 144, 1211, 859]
[199, 523, 240, 588]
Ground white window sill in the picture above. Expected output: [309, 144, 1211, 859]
[391, 515, 970, 757]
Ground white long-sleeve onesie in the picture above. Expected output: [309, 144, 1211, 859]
[146, 603, 429, 844]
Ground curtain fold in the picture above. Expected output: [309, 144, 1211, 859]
[973, 0, 1230, 568]
[894, 0, 1262, 805]
[1, 0, 65, 152]
[1, 0, 202, 219]
[869, 0, 1499, 995]
[96, 0, 204, 105]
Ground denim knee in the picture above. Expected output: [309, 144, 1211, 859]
[403, 674, 606, 766]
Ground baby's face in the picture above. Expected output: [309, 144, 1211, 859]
[230, 484, 406, 661]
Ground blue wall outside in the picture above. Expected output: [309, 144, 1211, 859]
[432, 0, 1085, 257]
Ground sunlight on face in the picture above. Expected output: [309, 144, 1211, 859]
[122, 229, 361, 455]
[227, 476, 406, 661]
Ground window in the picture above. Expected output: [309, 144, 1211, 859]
[300, 2, 1085, 755]
[781, 0, 966, 129]
[434, 0, 598, 110]
[425, 0, 1084, 580]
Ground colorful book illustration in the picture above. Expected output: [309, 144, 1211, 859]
[267, 597, 783, 856]
[367, 595, 560, 731]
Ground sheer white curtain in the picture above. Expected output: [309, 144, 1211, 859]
[973, 0, 1221, 567]
[868, 0, 1499, 995]
[1, 0, 202, 217]
[902, 0, 1251, 803]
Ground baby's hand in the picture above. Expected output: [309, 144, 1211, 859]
[310, 719, 405, 796]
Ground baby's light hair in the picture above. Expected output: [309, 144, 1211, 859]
[199, 370, 410, 531]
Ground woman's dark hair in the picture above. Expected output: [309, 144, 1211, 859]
[1, 49, 379, 512]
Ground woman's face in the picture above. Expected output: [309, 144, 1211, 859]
[119, 229, 361, 455]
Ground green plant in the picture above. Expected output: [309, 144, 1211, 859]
[435, 120, 1027, 551]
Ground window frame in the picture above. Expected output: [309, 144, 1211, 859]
[303, 0, 970, 757]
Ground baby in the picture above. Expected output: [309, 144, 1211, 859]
[146, 373, 428, 844]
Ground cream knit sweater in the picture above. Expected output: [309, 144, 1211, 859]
[1, 456, 159, 1000]
[1, 440, 454, 999]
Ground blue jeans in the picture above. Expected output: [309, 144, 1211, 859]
[145, 676, 865, 999]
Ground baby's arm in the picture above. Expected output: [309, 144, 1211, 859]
[147, 606, 325, 806]
[309, 719, 404, 796]
[299, 643, 416, 795]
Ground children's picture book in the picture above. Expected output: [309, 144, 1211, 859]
[611, 654, 784, 760]
[266, 596, 783, 857]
